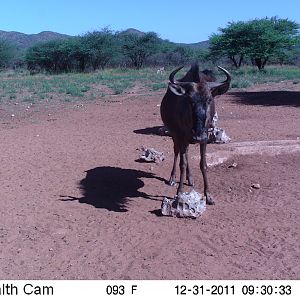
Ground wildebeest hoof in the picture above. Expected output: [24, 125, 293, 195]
[168, 178, 177, 186]
[205, 194, 215, 205]
[187, 177, 194, 186]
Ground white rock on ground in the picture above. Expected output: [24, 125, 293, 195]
[161, 190, 206, 218]
[139, 147, 165, 163]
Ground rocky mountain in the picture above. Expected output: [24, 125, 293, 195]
[121, 28, 146, 37]
[0, 30, 71, 49]
[179, 40, 210, 49]
[0, 28, 210, 52]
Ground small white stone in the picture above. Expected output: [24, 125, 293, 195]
[251, 183, 261, 189]
[228, 162, 238, 168]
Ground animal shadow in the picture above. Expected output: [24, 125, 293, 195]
[61, 166, 164, 212]
[133, 126, 169, 136]
[232, 91, 300, 107]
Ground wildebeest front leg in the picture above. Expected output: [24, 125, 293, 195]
[177, 146, 188, 195]
[200, 143, 215, 205]
[169, 138, 179, 186]
[185, 146, 194, 186]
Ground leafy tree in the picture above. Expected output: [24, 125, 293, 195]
[191, 48, 210, 64]
[26, 41, 53, 72]
[271, 49, 294, 65]
[81, 29, 116, 70]
[68, 37, 90, 72]
[26, 39, 72, 73]
[171, 46, 194, 65]
[121, 32, 160, 68]
[247, 17, 299, 69]
[209, 17, 300, 70]
[26, 38, 91, 73]
[209, 21, 251, 68]
[152, 42, 196, 66]
[26, 28, 145, 72]
[0, 39, 15, 68]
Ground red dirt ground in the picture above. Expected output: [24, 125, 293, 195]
[0, 81, 299, 279]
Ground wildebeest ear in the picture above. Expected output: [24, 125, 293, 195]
[168, 82, 186, 96]
[208, 82, 230, 97]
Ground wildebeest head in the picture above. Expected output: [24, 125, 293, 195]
[168, 65, 231, 142]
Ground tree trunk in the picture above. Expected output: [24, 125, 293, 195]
[238, 55, 244, 67]
[262, 57, 269, 69]
[79, 58, 85, 72]
[254, 58, 263, 70]
[254, 57, 269, 70]
[229, 56, 238, 68]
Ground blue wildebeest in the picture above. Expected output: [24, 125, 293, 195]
[160, 64, 231, 204]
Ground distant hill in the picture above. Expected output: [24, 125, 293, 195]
[120, 28, 210, 49]
[0, 28, 210, 52]
[0, 30, 71, 49]
[178, 40, 210, 50]
[121, 28, 146, 37]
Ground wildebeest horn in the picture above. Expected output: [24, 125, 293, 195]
[207, 66, 231, 97]
[169, 66, 184, 84]
[217, 65, 231, 84]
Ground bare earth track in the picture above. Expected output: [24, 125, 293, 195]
[0, 81, 299, 279]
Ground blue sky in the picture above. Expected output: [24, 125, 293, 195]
[1, 0, 300, 43]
